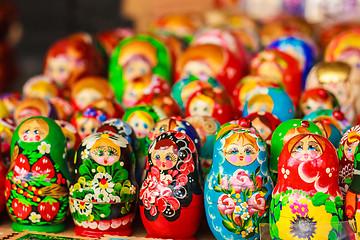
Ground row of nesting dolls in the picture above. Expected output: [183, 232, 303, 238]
[4, 113, 360, 240]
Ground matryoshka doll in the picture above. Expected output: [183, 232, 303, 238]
[185, 87, 234, 125]
[0, 92, 21, 119]
[109, 34, 172, 103]
[139, 131, 203, 239]
[22, 75, 61, 100]
[69, 132, 137, 237]
[14, 97, 58, 126]
[205, 121, 273, 240]
[6, 116, 71, 233]
[55, 120, 81, 180]
[0, 118, 15, 168]
[304, 109, 351, 133]
[49, 96, 74, 121]
[71, 107, 108, 140]
[339, 126, 360, 199]
[270, 133, 343, 240]
[185, 115, 220, 179]
[270, 119, 323, 182]
[43, 32, 105, 93]
[299, 88, 340, 117]
[70, 76, 114, 111]
[250, 49, 302, 107]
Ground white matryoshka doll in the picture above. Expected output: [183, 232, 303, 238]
[205, 119, 273, 240]
[270, 133, 343, 240]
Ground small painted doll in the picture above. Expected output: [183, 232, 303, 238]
[70, 76, 114, 111]
[0, 92, 21, 119]
[310, 118, 342, 148]
[0, 118, 15, 168]
[69, 132, 137, 237]
[139, 131, 203, 239]
[246, 111, 281, 152]
[175, 43, 244, 95]
[48, 97, 74, 121]
[55, 120, 81, 180]
[70, 107, 108, 140]
[5, 116, 71, 233]
[22, 75, 61, 100]
[185, 87, 234, 125]
[250, 49, 302, 107]
[14, 98, 58, 126]
[270, 134, 343, 240]
[122, 74, 170, 109]
[299, 88, 340, 116]
[242, 87, 294, 123]
[270, 119, 323, 182]
[185, 115, 220, 179]
[123, 105, 164, 182]
[339, 126, 360, 199]
[205, 124, 273, 240]
[305, 61, 358, 124]
[43, 32, 105, 92]
[171, 74, 222, 112]
[304, 109, 351, 134]
[109, 35, 172, 103]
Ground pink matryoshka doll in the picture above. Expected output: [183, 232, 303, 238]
[43, 33, 105, 94]
[139, 130, 203, 239]
[270, 133, 343, 240]
[71, 107, 108, 140]
[250, 49, 302, 107]
[338, 125, 360, 199]
[185, 87, 234, 125]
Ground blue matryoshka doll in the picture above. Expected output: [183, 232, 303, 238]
[205, 119, 273, 240]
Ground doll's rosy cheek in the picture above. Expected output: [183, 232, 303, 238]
[165, 160, 173, 168]
[35, 135, 41, 141]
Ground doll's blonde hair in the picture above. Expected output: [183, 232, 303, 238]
[223, 132, 259, 154]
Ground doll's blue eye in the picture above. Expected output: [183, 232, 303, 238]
[25, 130, 29, 134]
[203, 107, 208, 112]
[308, 145, 315, 151]
[231, 149, 238, 154]
[144, 124, 148, 129]
[91, 128, 95, 133]
[128, 67, 134, 73]
[59, 67, 65, 73]
[34, 130, 39, 135]
[260, 129, 265, 133]
[349, 148, 352, 153]
[156, 155, 160, 160]
[166, 156, 170, 160]
[297, 146, 303, 151]
[140, 68, 146, 74]
[260, 107, 266, 111]
[306, 106, 311, 110]
[245, 148, 252, 155]
[134, 123, 139, 127]
[81, 127, 85, 132]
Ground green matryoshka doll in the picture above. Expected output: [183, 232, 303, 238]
[5, 116, 70, 233]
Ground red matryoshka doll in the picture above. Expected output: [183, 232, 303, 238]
[6, 117, 71, 233]
[43, 33, 105, 92]
[246, 111, 281, 151]
[136, 92, 183, 118]
[69, 132, 137, 237]
[232, 75, 283, 117]
[338, 126, 360, 199]
[70, 76, 114, 111]
[270, 133, 343, 240]
[185, 87, 234, 125]
[95, 28, 135, 57]
[0, 117, 15, 168]
[139, 131, 203, 239]
[300, 88, 340, 117]
[175, 43, 244, 95]
[0, 92, 21, 119]
[250, 49, 302, 107]
[71, 107, 108, 140]
[305, 61, 357, 124]
[55, 120, 81, 179]
[48, 97, 74, 121]
[22, 75, 61, 100]
[14, 98, 58, 126]
[109, 35, 172, 104]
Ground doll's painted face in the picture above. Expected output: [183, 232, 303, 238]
[188, 95, 214, 116]
[75, 89, 103, 110]
[0, 130, 12, 152]
[151, 145, 178, 170]
[45, 56, 72, 87]
[128, 112, 154, 138]
[248, 95, 274, 114]
[224, 134, 259, 166]
[19, 119, 49, 142]
[301, 98, 333, 116]
[290, 135, 323, 161]
[90, 141, 120, 166]
[344, 141, 358, 162]
[77, 118, 99, 139]
[123, 57, 152, 81]
[181, 61, 214, 79]
[323, 82, 346, 105]
[63, 130, 76, 149]
[17, 108, 42, 126]
[122, 84, 143, 108]
[257, 62, 283, 81]
[252, 117, 271, 141]
[148, 120, 169, 141]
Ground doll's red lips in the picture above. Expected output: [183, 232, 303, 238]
[239, 156, 244, 161]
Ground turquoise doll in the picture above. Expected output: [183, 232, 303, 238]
[5, 116, 71, 233]
[205, 120, 273, 240]
[69, 132, 137, 237]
